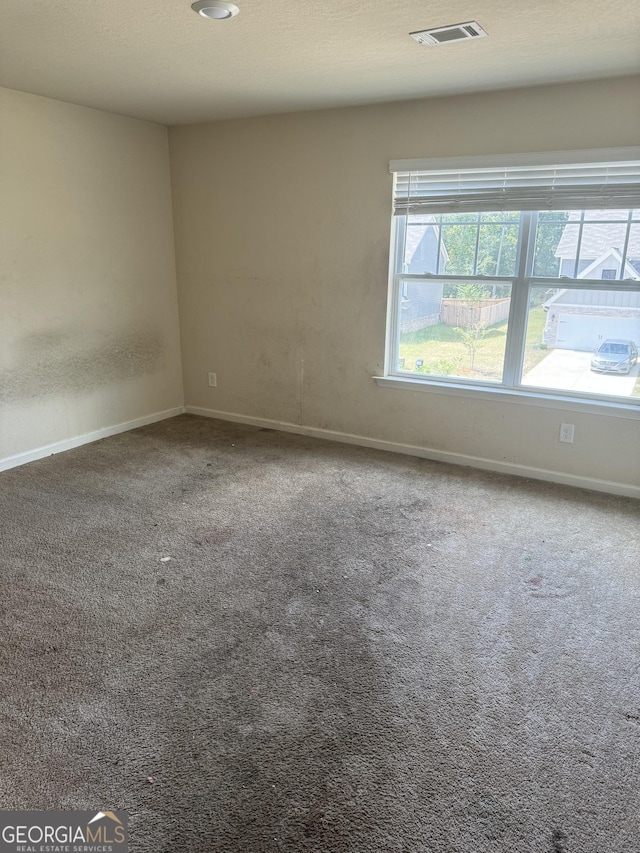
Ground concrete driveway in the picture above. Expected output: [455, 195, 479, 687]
[522, 349, 639, 396]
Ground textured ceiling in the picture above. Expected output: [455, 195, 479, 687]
[1, 0, 639, 125]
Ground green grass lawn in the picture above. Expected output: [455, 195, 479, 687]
[399, 305, 549, 382]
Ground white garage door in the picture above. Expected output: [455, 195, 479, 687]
[556, 314, 640, 351]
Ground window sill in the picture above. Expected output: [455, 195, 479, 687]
[373, 375, 640, 420]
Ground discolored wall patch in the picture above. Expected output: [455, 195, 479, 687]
[0, 324, 167, 404]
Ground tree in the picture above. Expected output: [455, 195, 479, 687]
[441, 213, 518, 278]
[438, 211, 569, 289]
[456, 282, 490, 303]
[532, 213, 569, 276]
[455, 323, 487, 370]
[452, 282, 490, 370]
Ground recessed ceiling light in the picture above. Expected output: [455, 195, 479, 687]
[191, 0, 239, 20]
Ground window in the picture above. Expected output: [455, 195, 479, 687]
[386, 151, 640, 406]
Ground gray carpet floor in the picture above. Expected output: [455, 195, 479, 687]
[1, 414, 639, 852]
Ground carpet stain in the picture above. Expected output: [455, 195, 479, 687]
[531, 592, 573, 599]
[530, 591, 575, 600]
[578, 748, 595, 770]
[552, 828, 569, 852]
[302, 809, 331, 838]
[195, 527, 234, 546]
[525, 572, 580, 600]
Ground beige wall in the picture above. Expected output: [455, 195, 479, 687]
[0, 88, 183, 461]
[169, 77, 640, 493]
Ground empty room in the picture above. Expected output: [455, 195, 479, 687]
[1, 1, 639, 851]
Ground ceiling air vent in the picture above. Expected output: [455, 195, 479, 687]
[410, 21, 488, 46]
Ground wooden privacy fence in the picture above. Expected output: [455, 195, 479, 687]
[441, 298, 511, 328]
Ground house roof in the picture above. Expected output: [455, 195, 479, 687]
[404, 220, 449, 268]
[578, 247, 639, 280]
[555, 210, 640, 259]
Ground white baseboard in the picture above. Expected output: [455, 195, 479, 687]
[3, 402, 636, 500]
[186, 405, 640, 500]
[0, 406, 186, 473]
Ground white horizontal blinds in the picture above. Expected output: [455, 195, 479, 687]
[393, 161, 640, 215]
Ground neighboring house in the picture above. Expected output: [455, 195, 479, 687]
[400, 220, 449, 332]
[543, 212, 640, 350]
[542, 288, 640, 350]
[555, 210, 640, 279]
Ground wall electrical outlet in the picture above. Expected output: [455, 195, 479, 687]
[559, 423, 574, 443]
[208, 372, 217, 388]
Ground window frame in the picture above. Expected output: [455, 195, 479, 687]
[380, 150, 640, 415]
